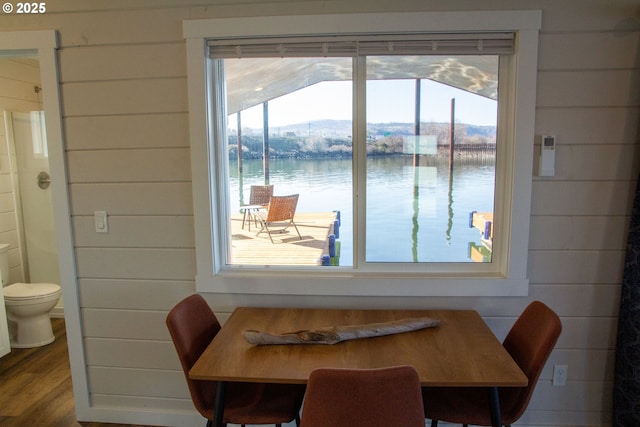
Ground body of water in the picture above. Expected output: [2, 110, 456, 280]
[229, 156, 495, 265]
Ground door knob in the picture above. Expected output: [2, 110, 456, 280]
[37, 171, 51, 189]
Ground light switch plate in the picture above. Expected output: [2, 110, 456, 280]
[94, 211, 108, 233]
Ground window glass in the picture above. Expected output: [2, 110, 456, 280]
[365, 56, 498, 263]
[220, 54, 498, 267]
[224, 57, 353, 267]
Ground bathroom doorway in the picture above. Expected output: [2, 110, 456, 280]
[3, 109, 62, 312]
[0, 30, 89, 415]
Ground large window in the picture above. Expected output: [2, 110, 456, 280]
[184, 11, 541, 296]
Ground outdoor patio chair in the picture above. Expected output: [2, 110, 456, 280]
[240, 184, 274, 231]
[256, 194, 302, 243]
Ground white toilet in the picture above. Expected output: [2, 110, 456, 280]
[0, 243, 62, 348]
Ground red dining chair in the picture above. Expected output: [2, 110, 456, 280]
[300, 365, 425, 427]
[166, 294, 305, 427]
[423, 300, 562, 427]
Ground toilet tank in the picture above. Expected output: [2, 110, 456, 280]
[0, 244, 9, 287]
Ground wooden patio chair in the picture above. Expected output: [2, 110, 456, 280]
[256, 194, 302, 243]
[240, 185, 273, 231]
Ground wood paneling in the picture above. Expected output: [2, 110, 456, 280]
[528, 250, 625, 284]
[531, 180, 635, 216]
[555, 144, 640, 180]
[59, 43, 186, 82]
[67, 148, 191, 183]
[87, 366, 188, 399]
[55, 8, 189, 47]
[75, 247, 195, 280]
[82, 308, 170, 340]
[69, 182, 193, 215]
[84, 338, 179, 370]
[62, 78, 188, 117]
[64, 114, 189, 150]
[529, 215, 629, 250]
[538, 31, 640, 70]
[535, 107, 640, 144]
[78, 279, 194, 309]
[73, 216, 194, 248]
[0, 193, 15, 213]
[537, 70, 640, 108]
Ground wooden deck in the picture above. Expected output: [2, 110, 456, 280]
[468, 242, 492, 263]
[229, 211, 339, 265]
[469, 211, 493, 250]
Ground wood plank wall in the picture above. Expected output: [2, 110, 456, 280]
[3, 1, 640, 426]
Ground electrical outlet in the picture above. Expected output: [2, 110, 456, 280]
[552, 364, 568, 386]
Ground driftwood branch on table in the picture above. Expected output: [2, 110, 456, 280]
[242, 317, 440, 345]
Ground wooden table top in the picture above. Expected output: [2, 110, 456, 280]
[190, 307, 527, 388]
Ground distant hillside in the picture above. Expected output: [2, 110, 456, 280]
[231, 120, 496, 159]
[248, 120, 496, 142]
[268, 120, 353, 138]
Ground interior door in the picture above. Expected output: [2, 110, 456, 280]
[10, 111, 60, 284]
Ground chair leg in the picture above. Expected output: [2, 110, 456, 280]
[295, 413, 301, 426]
[292, 221, 302, 239]
[430, 420, 438, 427]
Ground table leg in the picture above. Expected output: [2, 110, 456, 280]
[213, 381, 227, 427]
[487, 386, 502, 427]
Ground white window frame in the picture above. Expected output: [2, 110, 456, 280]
[184, 11, 541, 297]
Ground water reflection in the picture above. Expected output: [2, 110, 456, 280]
[229, 156, 495, 265]
[446, 171, 454, 243]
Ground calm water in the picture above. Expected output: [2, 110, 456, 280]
[229, 156, 495, 265]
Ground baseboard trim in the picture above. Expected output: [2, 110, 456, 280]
[50, 307, 65, 318]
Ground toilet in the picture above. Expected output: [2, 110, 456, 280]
[0, 243, 62, 348]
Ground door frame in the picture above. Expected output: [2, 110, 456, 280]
[0, 31, 89, 417]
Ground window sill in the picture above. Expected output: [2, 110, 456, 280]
[196, 272, 529, 297]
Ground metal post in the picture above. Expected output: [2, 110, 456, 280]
[414, 79, 421, 170]
[237, 112, 244, 205]
[412, 79, 421, 262]
[263, 102, 270, 184]
[237, 111, 243, 174]
[449, 97, 455, 173]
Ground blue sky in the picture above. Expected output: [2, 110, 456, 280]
[231, 78, 497, 129]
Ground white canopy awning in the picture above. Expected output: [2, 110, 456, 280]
[224, 55, 499, 115]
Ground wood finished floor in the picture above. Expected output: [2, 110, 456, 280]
[0, 318, 161, 427]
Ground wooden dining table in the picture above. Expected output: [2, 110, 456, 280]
[189, 307, 528, 427]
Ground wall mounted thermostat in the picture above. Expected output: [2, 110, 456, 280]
[539, 134, 556, 177]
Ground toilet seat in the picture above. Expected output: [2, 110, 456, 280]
[3, 282, 61, 301]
